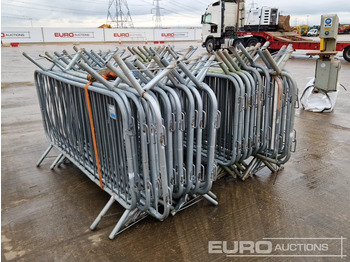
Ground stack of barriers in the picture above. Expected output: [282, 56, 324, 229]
[24, 46, 220, 239]
[24, 42, 297, 239]
[206, 43, 298, 180]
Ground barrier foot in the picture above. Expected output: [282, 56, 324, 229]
[241, 157, 259, 181]
[91, 198, 148, 239]
[203, 194, 218, 206]
[57, 156, 68, 167]
[171, 194, 188, 216]
[250, 160, 265, 175]
[108, 209, 131, 240]
[261, 159, 278, 173]
[109, 209, 148, 239]
[36, 144, 53, 167]
[207, 190, 217, 200]
[172, 193, 219, 216]
[90, 196, 115, 230]
[50, 153, 64, 170]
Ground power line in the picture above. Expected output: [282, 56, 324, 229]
[2, 2, 105, 15]
[161, 8, 199, 19]
[2, 14, 34, 26]
[2, 14, 35, 19]
[159, 1, 206, 19]
[3, 0, 103, 6]
[163, 0, 204, 12]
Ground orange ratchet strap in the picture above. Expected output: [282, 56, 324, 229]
[84, 81, 104, 189]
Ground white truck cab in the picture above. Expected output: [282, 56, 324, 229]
[201, 0, 280, 52]
[201, 0, 245, 52]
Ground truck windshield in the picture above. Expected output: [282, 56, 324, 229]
[202, 13, 212, 24]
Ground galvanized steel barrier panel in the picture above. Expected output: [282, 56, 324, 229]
[25, 41, 297, 239]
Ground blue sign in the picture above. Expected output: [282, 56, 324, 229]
[325, 18, 332, 25]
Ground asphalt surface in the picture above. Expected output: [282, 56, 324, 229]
[1, 40, 350, 261]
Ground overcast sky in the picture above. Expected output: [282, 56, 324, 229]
[1, 0, 350, 28]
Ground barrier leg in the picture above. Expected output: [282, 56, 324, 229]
[171, 195, 188, 216]
[90, 196, 115, 230]
[50, 153, 64, 170]
[207, 191, 217, 200]
[172, 193, 219, 216]
[261, 159, 278, 173]
[203, 194, 218, 206]
[36, 144, 53, 167]
[109, 209, 131, 240]
[241, 157, 259, 181]
[57, 156, 68, 167]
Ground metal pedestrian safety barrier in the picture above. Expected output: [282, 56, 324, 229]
[24, 42, 297, 239]
[207, 42, 298, 180]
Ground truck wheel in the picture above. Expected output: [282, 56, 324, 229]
[205, 39, 214, 53]
[233, 38, 245, 48]
[246, 37, 259, 47]
[343, 46, 350, 62]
